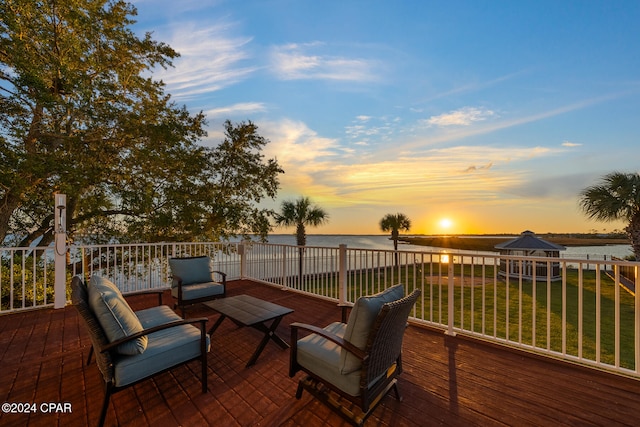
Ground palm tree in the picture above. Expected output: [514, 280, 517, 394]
[275, 196, 329, 245]
[579, 172, 640, 260]
[275, 197, 329, 280]
[379, 213, 411, 265]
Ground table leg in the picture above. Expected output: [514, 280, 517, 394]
[246, 315, 289, 367]
[207, 314, 227, 335]
[268, 324, 290, 349]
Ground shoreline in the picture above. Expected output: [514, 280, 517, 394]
[399, 235, 630, 253]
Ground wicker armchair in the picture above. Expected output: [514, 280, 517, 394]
[289, 285, 420, 426]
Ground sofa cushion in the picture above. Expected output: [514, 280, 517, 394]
[169, 256, 212, 286]
[88, 275, 147, 355]
[113, 323, 209, 387]
[135, 305, 183, 329]
[340, 284, 405, 374]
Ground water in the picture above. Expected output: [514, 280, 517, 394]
[264, 234, 634, 260]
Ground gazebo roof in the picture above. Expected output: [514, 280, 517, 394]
[495, 230, 566, 251]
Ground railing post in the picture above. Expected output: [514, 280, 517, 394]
[281, 245, 287, 289]
[238, 242, 246, 279]
[339, 244, 347, 305]
[54, 194, 67, 309]
[446, 254, 456, 336]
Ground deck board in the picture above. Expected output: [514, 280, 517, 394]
[1, 279, 639, 426]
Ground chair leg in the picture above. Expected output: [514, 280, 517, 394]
[99, 382, 113, 427]
[296, 381, 305, 399]
[392, 381, 403, 402]
[173, 302, 185, 318]
[201, 344, 208, 393]
[299, 376, 364, 426]
[87, 346, 94, 365]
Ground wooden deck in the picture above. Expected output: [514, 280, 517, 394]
[1, 280, 640, 426]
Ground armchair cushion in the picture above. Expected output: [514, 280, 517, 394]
[296, 322, 362, 396]
[340, 284, 405, 374]
[169, 256, 212, 286]
[88, 275, 147, 355]
[170, 281, 225, 301]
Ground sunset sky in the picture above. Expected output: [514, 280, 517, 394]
[132, 0, 640, 235]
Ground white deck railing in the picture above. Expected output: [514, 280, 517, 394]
[0, 246, 56, 311]
[1, 241, 638, 378]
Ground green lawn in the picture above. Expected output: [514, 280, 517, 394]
[300, 261, 637, 370]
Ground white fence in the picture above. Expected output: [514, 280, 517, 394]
[68, 242, 242, 293]
[0, 246, 56, 311]
[1, 241, 639, 379]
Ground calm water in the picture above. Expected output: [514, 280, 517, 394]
[264, 234, 634, 260]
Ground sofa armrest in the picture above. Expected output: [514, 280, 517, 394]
[100, 317, 208, 353]
[212, 270, 226, 281]
[212, 270, 226, 291]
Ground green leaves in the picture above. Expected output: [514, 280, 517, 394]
[379, 213, 411, 233]
[379, 213, 411, 252]
[275, 196, 329, 246]
[579, 172, 640, 222]
[1, 2, 282, 245]
[579, 171, 640, 258]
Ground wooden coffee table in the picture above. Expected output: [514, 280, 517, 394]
[204, 295, 294, 367]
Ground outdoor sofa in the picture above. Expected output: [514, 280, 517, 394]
[71, 275, 209, 427]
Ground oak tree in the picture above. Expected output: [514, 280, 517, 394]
[0, 0, 282, 245]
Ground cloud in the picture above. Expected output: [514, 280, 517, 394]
[377, 91, 634, 158]
[205, 103, 267, 119]
[417, 70, 529, 104]
[562, 140, 582, 147]
[344, 115, 402, 147]
[261, 119, 339, 172]
[257, 119, 347, 202]
[426, 107, 497, 127]
[256, 114, 584, 212]
[463, 163, 493, 173]
[270, 43, 378, 82]
[150, 21, 256, 100]
[504, 172, 596, 199]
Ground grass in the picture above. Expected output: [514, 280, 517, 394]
[299, 261, 637, 370]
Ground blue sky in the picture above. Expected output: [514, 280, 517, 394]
[132, 0, 640, 235]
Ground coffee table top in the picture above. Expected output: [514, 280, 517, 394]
[203, 294, 293, 326]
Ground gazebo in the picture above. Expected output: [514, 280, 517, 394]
[495, 230, 566, 281]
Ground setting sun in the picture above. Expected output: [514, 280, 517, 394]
[439, 218, 453, 230]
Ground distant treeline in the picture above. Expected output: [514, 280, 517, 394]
[400, 234, 630, 253]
